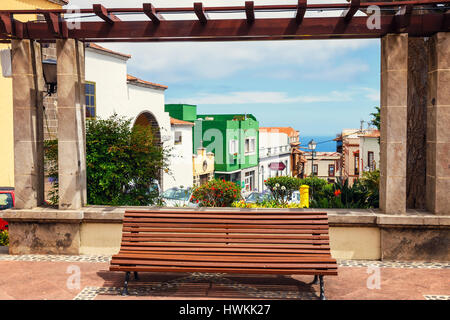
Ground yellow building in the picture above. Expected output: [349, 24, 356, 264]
[192, 147, 215, 187]
[0, 0, 67, 187]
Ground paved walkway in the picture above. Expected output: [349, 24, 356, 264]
[0, 249, 448, 300]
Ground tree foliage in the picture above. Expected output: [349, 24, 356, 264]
[45, 114, 169, 206]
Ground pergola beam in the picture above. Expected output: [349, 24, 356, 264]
[0, 14, 12, 35]
[43, 12, 60, 35]
[143, 3, 163, 24]
[93, 4, 121, 24]
[342, 0, 360, 22]
[245, 1, 255, 24]
[194, 2, 209, 24]
[12, 14, 447, 42]
[295, 0, 307, 24]
[395, 4, 413, 30]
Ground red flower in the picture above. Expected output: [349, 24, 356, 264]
[334, 189, 342, 197]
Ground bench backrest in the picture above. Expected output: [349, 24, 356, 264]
[120, 209, 332, 257]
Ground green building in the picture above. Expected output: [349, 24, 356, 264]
[165, 104, 259, 191]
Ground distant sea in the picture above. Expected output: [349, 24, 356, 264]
[300, 136, 337, 152]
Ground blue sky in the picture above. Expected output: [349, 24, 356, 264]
[68, 0, 381, 137]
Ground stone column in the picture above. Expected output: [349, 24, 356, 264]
[11, 40, 45, 209]
[380, 34, 408, 214]
[56, 39, 87, 209]
[406, 37, 428, 210]
[426, 33, 450, 215]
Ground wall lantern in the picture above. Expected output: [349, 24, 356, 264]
[42, 58, 57, 95]
[308, 139, 317, 151]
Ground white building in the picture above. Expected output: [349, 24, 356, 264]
[84, 43, 193, 191]
[258, 128, 292, 192]
[358, 130, 380, 175]
[304, 152, 342, 183]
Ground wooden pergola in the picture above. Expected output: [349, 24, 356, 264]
[0, 1, 449, 42]
[1, 1, 449, 216]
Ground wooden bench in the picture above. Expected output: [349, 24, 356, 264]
[109, 209, 338, 299]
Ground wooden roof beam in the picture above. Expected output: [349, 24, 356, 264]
[43, 12, 60, 35]
[395, 4, 413, 30]
[245, 1, 255, 24]
[342, 0, 360, 22]
[143, 3, 164, 25]
[194, 3, 209, 24]
[93, 4, 121, 25]
[295, 0, 307, 24]
[0, 14, 12, 35]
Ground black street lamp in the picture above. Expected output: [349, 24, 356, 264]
[308, 139, 317, 177]
[42, 58, 57, 96]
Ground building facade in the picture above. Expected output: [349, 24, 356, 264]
[192, 147, 215, 187]
[258, 127, 292, 192]
[84, 44, 193, 191]
[0, 0, 67, 188]
[303, 152, 342, 183]
[335, 128, 380, 184]
[165, 104, 259, 192]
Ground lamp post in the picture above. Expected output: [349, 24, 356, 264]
[308, 139, 317, 201]
[308, 139, 317, 177]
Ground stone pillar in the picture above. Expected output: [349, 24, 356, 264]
[426, 33, 450, 215]
[406, 37, 428, 209]
[11, 40, 45, 209]
[56, 39, 87, 209]
[380, 34, 408, 214]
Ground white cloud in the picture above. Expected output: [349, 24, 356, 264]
[166, 90, 352, 105]
[66, 0, 378, 84]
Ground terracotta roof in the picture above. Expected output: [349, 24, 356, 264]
[127, 74, 168, 90]
[360, 130, 380, 138]
[86, 43, 131, 59]
[170, 117, 194, 126]
[259, 127, 299, 137]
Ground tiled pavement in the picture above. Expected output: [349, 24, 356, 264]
[0, 251, 449, 300]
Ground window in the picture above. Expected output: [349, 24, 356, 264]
[312, 164, 318, 175]
[229, 139, 238, 155]
[85, 81, 96, 119]
[328, 164, 335, 177]
[174, 131, 182, 145]
[354, 154, 360, 175]
[368, 151, 375, 171]
[245, 137, 256, 155]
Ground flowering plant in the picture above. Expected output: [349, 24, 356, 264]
[191, 179, 242, 207]
[264, 176, 302, 206]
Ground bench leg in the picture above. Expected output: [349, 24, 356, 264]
[122, 272, 130, 296]
[311, 275, 319, 285]
[134, 272, 139, 281]
[319, 275, 326, 300]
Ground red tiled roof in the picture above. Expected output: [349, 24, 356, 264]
[259, 127, 299, 137]
[360, 130, 380, 138]
[86, 43, 131, 59]
[170, 117, 194, 126]
[127, 74, 168, 90]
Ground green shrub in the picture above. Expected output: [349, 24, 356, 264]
[45, 114, 169, 206]
[192, 179, 241, 207]
[0, 230, 8, 246]
[264, 176, 302, 205]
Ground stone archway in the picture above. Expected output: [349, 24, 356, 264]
[133, 111, 163, 186]
[134, 111, 162, 146]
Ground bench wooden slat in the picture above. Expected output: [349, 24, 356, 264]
[122, 237, 329, 245]
[112, 253, 335, 263]
[110, 265, 338, 276]
[110, 259, 338, 269]
[122, 227, 330, 234]
[118, 246, 331, 254]
[123, 223, 329, 229]
[122, 233, 330, 240]
[124, 213, 328, 219]
[117, 250, 333, 258]
[125, 210, 328, 216]
[123, 218, 328, 224]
